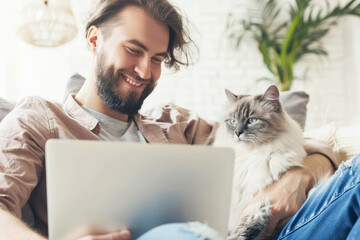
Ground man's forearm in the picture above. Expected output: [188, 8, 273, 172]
[301, 153, 335, 193]
[0, 208, 46, 240]
[257, 153, 335, 234]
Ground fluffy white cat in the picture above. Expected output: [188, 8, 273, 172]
[214, 85, 306, 240]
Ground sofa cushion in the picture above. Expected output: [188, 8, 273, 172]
[280, 90, 309, 130]
[0, 97, 15, 122]
[63, 73, 86, 103]
[305, 123, 360, 165]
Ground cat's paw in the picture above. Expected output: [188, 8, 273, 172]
[228, 200, 272, 240]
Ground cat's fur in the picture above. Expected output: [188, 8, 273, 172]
[214, 85, 306, 240]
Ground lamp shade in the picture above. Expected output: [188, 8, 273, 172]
[18, 0, 78, 47]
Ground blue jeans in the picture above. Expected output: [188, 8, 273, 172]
[138, 154, 360, 240]
[272, 154, 360, 240]
[137, 222, 224, 240]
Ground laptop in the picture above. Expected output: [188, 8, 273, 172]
[45, 139, 234, 239]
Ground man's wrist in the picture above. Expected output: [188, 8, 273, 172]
[302, 153, 334, 191]
[300, 166, 315, 193]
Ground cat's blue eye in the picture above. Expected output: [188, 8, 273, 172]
[247, 118, 257, 124]
[228, 118, 238, 126]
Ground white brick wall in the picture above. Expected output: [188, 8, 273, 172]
[1, 0, 359, 131]
[143, 0, 360, 130]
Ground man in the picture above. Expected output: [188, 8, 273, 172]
[0, 0, 342, 239]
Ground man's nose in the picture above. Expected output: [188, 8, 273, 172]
[134, 58, 151, 80]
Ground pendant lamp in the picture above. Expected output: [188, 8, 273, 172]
[18, 0, 78, 47]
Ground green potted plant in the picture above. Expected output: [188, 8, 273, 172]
[226, 0, 360, 91]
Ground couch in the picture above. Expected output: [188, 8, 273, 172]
[0, 73, 359, 229]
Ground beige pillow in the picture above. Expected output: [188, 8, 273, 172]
[305, 123, 360, 165]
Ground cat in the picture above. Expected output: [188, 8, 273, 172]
[213, 85, 306, 240]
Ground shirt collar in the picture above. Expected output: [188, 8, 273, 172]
[63, 94, 101, 135]
[63, 94, 169, 142]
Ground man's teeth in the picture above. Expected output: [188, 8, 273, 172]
[125, 77, 142, 87]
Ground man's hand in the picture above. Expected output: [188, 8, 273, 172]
[262, 166, 310, 235]
[235, 153, 333, 238]
[76, 230, 131, 240]
[63, 224, 131, 240]
[233, 166, 310, 238]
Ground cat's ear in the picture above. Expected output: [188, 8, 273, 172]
[261, 85, 281, 112]
[225, 89, 237, 104]
[262, 85, 280, 101]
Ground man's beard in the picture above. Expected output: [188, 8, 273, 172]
[95, 54, 155, 116]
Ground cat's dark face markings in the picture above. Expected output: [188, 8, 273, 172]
[225, 86, 286, 146]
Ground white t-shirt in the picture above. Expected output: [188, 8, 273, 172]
[82, 106, 146, 142]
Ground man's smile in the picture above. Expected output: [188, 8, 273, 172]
[121, 73, 153, 91]
[124, 75, 143, 87]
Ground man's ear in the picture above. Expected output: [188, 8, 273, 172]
[87, 26, 100, 54]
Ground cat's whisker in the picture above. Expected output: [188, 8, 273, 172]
[247, 135, 266, 150]
[245, 135, 260, 148]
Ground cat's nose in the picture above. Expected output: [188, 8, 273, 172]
[235, 130, 243, 137]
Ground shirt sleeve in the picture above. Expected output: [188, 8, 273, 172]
[161, 103, 218, 145]
[0, 97, 51, 218]
[184, 116, 219, 145]
[138, 103, 218, 145]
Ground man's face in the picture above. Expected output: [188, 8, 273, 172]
[95, 6, 169, 115]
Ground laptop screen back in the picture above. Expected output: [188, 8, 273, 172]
[45, 140, 234, 239]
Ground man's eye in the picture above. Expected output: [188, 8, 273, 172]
[227, 118, 238, 126]
[151, 57, 163, 64]
[247, 118, 257, 124]
[126, 47, 140, 55]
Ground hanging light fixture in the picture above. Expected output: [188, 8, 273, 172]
[18, 0, 78, 47]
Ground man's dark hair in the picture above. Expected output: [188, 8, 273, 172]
[85, 0, 196, 71]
